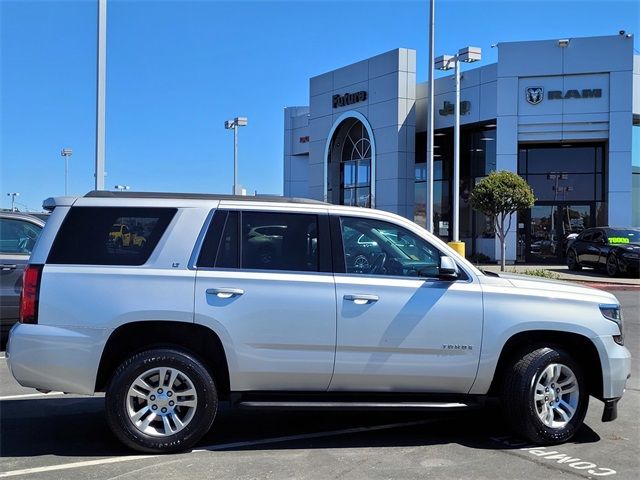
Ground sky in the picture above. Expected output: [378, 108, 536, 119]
[1, 0, 638, 212]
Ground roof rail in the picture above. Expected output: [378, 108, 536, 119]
[83, 190, 328, 205]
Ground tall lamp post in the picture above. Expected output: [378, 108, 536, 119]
[435, 46, 481, 257]
[95, 0, 107, 190]
[7, 193, 20, 212]
[426, 0, 435, 233]
[224, 116, 248, 195]
[61, 148, 73, 195]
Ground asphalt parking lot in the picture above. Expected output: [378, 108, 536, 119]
[1, 289, 638, 479]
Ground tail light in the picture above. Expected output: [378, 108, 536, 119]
[20, 264, 43, 324]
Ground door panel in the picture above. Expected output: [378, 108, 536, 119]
[330, 276, 483, 393]
[195, 271, 336, 391]
[0, 254, 28, 326]
[329, 214, 483, 393]
[194, 209, 336, 392]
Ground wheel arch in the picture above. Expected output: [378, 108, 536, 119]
[95, 321, 231, 400]
[488, 330, 603, 399]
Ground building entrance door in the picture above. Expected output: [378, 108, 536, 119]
[523, 203, 593, 264]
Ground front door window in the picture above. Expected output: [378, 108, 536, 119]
[340, 216, 441, 278]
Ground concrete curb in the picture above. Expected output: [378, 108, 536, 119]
[475, 264, 640, 287]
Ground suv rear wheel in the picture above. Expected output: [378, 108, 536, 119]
[501, 347, 588, 444]
[105, 348, 217, 453]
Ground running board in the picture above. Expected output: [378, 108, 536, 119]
[237, 401, 478, 411]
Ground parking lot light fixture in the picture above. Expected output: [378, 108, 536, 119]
[60, 148, 73, 196]
[7, 192, 20, 211]
[435, 47, 481, 256]
[224, 117, 248, 195]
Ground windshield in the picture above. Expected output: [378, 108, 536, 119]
[606, 229, 640, 245]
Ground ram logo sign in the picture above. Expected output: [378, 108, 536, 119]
[525, 87, 544, 105]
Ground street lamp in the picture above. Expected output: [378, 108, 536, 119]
[7, 192, 20, 212]
[114, 185, 130, 191]
[435, 46, 481, 256]
[224, 116, 248, 195]
[60, 148, 73, 195]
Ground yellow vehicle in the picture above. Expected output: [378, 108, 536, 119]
[109, 224, 146, 248]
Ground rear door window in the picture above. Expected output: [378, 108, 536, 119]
[47, 207, 176, 265]
[197, 210, 322, 272]
[242, 212, 319, 272]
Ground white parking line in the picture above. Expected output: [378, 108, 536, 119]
[0, 419, 436, 478]
[0, 455, 159, 478]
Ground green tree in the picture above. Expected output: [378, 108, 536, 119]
[470, 171, 535, 271]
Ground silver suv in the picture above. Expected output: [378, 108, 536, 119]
[6, 192, 631, 453]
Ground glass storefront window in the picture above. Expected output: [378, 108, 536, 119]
[525, 147, 600, 174]
[327, 117, 372, 207]
[519, 143, 606, 263]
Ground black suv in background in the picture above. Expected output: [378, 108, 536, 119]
[566, 227, 640, 277]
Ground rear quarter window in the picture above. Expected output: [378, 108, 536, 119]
[47, 207, 176, 265]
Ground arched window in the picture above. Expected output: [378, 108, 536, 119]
[327, 118, 372, 207]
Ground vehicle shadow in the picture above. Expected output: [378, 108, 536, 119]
[0, 398, 600, 458]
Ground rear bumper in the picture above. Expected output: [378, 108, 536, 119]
[6, 323, 111, 395]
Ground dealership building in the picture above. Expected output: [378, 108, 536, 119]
[283, 34, 640, 263]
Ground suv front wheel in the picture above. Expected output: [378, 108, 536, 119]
[501, 347, 588, 444]
[106, 348, 218, 453]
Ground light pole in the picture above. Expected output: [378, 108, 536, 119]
[224, 116, 248, 195]
[95, 0, 107, 190]
[435, 46, 481, 257]
[425, 0, 435, 233]
[114, 184, 130, 191]
[61, 148, 73, 195]
[7, 192, 20, 212]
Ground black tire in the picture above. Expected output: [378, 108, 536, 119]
[606, 254, 619, 277]
[566, 250, 582, 271]
[501, 347, 588, 445]
[115, 238, 123, 249]
[105, 348, 217, 453]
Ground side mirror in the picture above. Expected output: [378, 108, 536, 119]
[439, 256, 459, 280]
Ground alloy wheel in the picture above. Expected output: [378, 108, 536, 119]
[533, 363, 580, 429]
[126, 367, 198, 437]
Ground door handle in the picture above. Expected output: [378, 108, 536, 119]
[206, 287, 244, 299]
[344, 294, 379, 305]
[0, 264, 17, 271]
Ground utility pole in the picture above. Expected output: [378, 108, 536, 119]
[95, 0, 107, 190]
